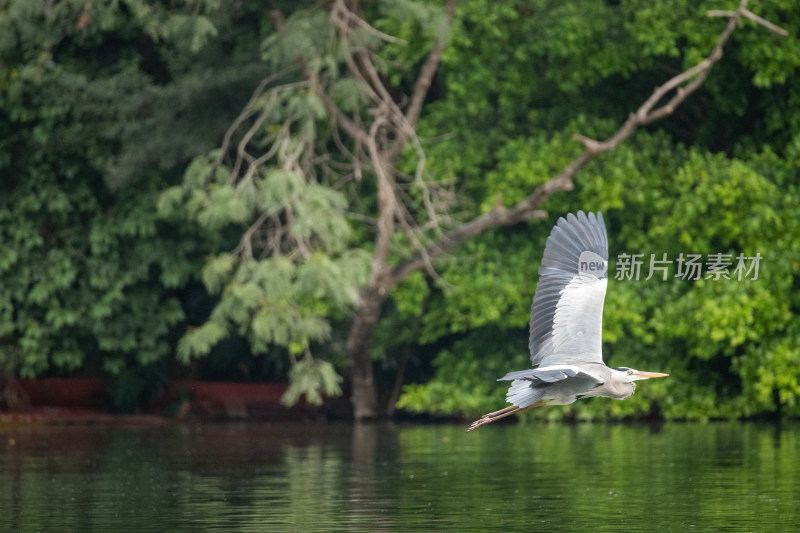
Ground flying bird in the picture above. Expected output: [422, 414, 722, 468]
[468, 211, 668, 431]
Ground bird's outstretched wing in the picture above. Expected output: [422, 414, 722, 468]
[528, 211, 608, 368]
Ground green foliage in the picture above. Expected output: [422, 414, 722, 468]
[417, 233, 537, 342]
[0, 166, 193, 377]
[261, 8, 331, 69]
[162, 130, 372, 345]
[281, 357, 343, 406]
[0, 0, 267, 385]
[163, 154, 371, 403]
[397, 325, 530, 415]
[175, 252, 369, 363]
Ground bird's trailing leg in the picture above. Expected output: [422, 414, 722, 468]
[467, 402, 546, 432]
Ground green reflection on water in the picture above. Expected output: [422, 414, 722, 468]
[1, 422, 798, 532]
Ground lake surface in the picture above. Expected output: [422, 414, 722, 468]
[1, 420, 798, 532]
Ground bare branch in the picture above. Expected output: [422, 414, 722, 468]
[225, 81, 309, 184]
[404, 0, 457, 128]
[706, 9, 737, 17]
[319, 91, 370, 145]
[395, 200, 439, 279]
[331, 0, 457, 171]
[334, 16, 384, 105]
[237, 115, 297, 188]
[390, 207, 549, 285]
[365, 110, 399, 284]
[387, 0, 457, 160]
[354, 47, 411, 131]
[218, 65, 299, 166]
[708, 8, 789, 36]
[741, 9, 788, 36]
[326, 3, 460, 287]
[231, 102, 273, 177]
[233, 211, 270, 260]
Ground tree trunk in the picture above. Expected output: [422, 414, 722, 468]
[345, 285, 386, 419]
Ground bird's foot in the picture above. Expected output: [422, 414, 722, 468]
[466, 402, 547, 432]
[467, 405, 520, 432]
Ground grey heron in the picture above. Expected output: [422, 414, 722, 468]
[468, 211, 668, 431]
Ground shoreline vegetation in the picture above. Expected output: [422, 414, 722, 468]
[0, 378, 789, 425]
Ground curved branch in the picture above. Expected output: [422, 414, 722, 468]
[387, 0, 458, 160]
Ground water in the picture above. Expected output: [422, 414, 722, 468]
[1, 421, 798, 532]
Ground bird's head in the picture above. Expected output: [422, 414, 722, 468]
[613, 367, 669, 383]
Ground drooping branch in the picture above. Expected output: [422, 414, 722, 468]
[332, 0, 456, 169]
[323, 0, 460, 284]
[387, 0, 786, 289]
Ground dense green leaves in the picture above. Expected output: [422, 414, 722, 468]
[282, 357, 343, 406]
[0, 0, 265, 395]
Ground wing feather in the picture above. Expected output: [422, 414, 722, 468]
[528, 211, 609, 367]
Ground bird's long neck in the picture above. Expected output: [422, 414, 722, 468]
[612, 380, 635, 400]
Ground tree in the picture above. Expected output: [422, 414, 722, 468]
[162, 0, 456, 415]
[0, 0, 273, 407]
[166, 0, 792, 419]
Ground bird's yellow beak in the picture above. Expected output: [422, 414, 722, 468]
[635, 371, 669, 379]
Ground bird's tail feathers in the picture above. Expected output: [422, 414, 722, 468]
[506, 379, 545, 408]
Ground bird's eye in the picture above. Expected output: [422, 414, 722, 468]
[627, 370, 634, 375]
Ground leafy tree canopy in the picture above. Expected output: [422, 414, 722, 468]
[3, 0, 799, 420]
